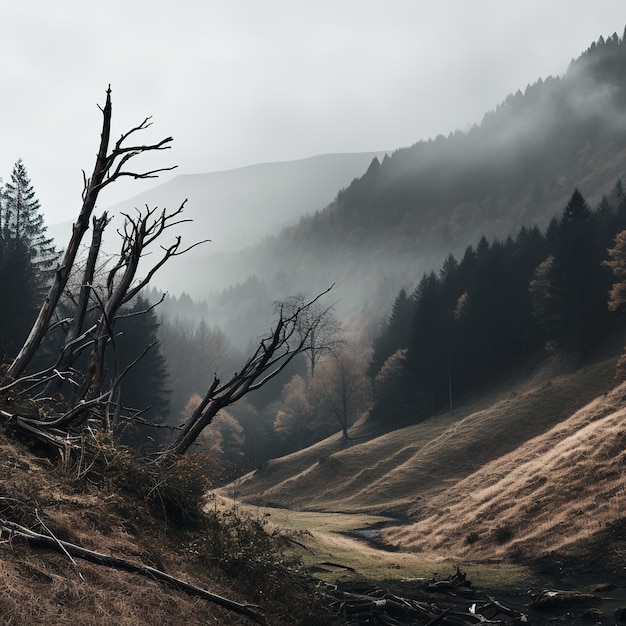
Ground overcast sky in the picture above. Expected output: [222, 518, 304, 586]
[3, 1, 626, 223]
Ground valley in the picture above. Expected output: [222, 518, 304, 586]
[3, 18, 626, 626]
[216, 336, 626, 622]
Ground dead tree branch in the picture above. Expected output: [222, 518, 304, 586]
[74, 201, 203, 410]
[159, 287, 335, 463]
[0, 515, 268, 625]
[47, 213, 111, 396]
[4, 86, 175, 382]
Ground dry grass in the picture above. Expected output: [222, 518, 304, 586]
[383, 381, 626, 561]
[229, 351, 618, 518]
[0, 434, 330, 626]
[0, 553, 238, 626]
[225, 345, 626, 586]
[0, 437, 238, 625]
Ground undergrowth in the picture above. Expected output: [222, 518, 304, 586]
[20, 431, 336, 625]
[60, 432, 212, 529]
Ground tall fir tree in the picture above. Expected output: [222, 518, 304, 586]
[0, 159, 58, 359]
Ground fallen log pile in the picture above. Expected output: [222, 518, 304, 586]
[323, 568, 528, 626]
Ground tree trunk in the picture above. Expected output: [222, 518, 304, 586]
[46, 213, 109, 396]
[4, 90, 113, 382]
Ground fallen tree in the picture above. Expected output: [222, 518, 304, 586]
[158, 287, 335, 463]
[0, 513, 268, 625]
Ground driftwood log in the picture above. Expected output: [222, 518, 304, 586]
[0, 516, 268, 625]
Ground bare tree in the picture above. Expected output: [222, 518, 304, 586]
[280, 292, 345, 376]
[73, 202, 204, 408]
[3, 86, 175, 383]
[158, 288, 334, 464]
[309, 348, 372, 441]
[0, 88, 211, 452]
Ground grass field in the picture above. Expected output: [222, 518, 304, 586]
[215, 495, 535, 592]
[221, 343, 626, 591]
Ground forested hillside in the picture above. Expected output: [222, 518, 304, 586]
[367, 186, 625, 427]
[180, 28, 626, 345]
[133, 28, 626, 477]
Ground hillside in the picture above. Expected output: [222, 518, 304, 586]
[274, 30, 626, 281]
[228, 338, 625, 566]
[0, 432, 332, 625]
[176, 29, 626, 344]
[383, 378, 626, 561]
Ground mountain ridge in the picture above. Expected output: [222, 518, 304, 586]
[47, 150, 387, 256]
[146, 29, 626, 349]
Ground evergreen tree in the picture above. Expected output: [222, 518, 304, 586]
[531, 189, 610, 351]
[2, 159, 57, 276]
[369, 288, 414, 378]
[0, 159, 58, 359]
[407, 271, 443, 413]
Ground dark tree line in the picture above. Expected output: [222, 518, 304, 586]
[369, 183, 626, 426]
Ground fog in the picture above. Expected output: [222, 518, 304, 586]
[141, 31, 626, 350]
[10, 8, 626, 351]
[3, 2, 626, 226]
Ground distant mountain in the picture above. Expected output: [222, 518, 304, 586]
[169, 28, 626, 344]
[48, 151, 386, 254]
[47, 151, 388, 344]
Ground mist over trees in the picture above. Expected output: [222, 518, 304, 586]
[368, 184, 626, 428]
[5, 28, 626, 484]
[162, 28, 626, 349]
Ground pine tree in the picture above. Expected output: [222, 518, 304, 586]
[369, 288, 414, 378]
[0, 159, 58, 359]
[2, 159, 57, 277]
[531, 189, 610, 351]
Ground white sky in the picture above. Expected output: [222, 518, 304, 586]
[2, 1, 626, 223]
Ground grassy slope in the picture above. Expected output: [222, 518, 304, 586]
[229, 341, 625, 566]
[0, 434, 328, 626]
[383, 378, 626, 561]
[0, 439, 230, 625]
